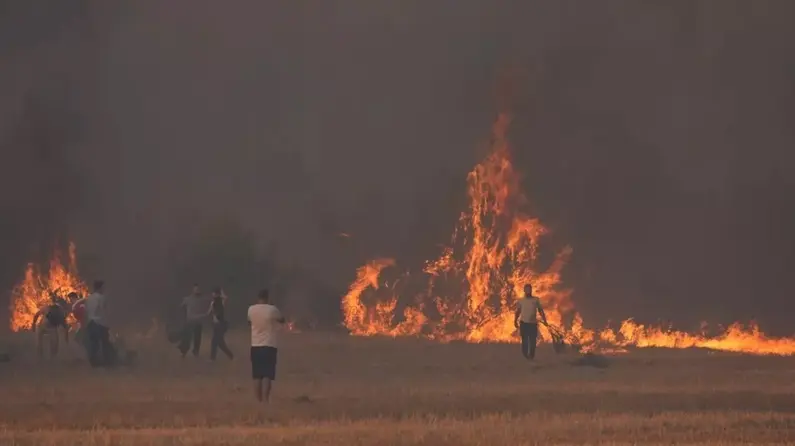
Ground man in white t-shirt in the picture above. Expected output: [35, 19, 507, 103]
[83, 280, 114, 367]
[513, 283, 548, 360]
[247, 288, 285, 403]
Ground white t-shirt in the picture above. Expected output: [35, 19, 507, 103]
[247, 303, 283, 348]
[84, 292, 107, 326]
[517, 297, 541, 324]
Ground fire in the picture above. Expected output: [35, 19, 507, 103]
[341, 113, 795, 356]
[9, 242, 88, 331]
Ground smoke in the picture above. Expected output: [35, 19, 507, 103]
[1, 1, 794, 333]
[0, 1, 102, 324]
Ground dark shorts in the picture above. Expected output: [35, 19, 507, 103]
[250, 346, 277, 380]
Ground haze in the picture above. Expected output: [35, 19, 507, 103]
[1, 1, 793, 333]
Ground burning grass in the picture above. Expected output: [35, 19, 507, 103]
[0, 332, 793, 445]
[341, 113, 795, 356]
[9, 113, 795, 357]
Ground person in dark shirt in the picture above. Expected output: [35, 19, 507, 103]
[207, 287, 233, 360]
[32, 291, 70, 358]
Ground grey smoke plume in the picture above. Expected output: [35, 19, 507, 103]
[1, 1, 793, 333]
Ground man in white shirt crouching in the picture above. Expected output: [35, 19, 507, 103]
[247, 288, 285, 403]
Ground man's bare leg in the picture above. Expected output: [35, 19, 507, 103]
[263, 378, 272, 403]
[254, 378, 263, 402]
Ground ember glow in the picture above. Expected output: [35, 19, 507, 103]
[341, 113, 795, 356]
[9, 242, 87, 331]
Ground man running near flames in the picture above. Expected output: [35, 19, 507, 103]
[31, 291, 70, 358]
[514, 283, 548, 360]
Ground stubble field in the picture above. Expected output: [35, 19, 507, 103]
[1, 330, 794, 445]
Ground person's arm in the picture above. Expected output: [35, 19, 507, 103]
[179, 297, 189, 319]
[71, 297, 86, 313]
[32, 308, 44, 331]
[274, 308, 286, 324]
[62, 322, 70, 343]
[514, 302, 521, 328]
[537, 300, 548, 326]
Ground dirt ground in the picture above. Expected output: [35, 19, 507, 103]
[1, 329, 794, 445]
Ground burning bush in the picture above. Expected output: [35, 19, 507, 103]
[9, 242, 87, 331]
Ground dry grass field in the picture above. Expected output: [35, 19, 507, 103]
[1, 330, 794, 445]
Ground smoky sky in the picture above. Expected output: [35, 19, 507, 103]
[1, 1, 794, 333]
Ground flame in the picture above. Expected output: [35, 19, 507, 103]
[9, 242, 88, 331]
[341, 113, 795, 356]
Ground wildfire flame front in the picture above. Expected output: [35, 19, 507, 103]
[341, 113, 795, 356]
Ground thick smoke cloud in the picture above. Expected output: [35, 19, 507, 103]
[1, 1, 793, 333]
[0, 1, 102, 323]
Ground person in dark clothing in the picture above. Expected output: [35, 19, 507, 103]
[208, 287, 233, 360]
[178, 284, 208, 358]
[87, 320, 113, 366]
[513, 283, 548, 360]
[32, 292, 70, 358]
